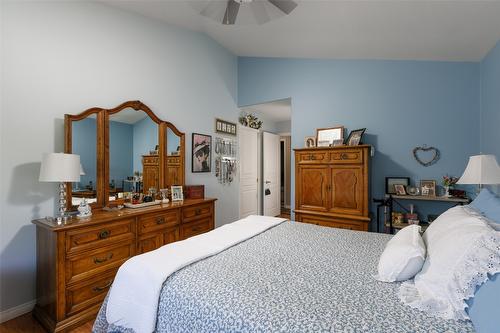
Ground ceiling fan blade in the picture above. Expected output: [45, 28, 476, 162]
[223, 0, 240, 25]
[268, 0, 297, 15]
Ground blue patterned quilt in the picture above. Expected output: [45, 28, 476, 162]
[94, 222, 475, 332]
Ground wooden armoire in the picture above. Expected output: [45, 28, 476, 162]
[294, 145, 371, 231]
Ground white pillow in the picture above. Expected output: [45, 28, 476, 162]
[399, 206, 500, 321]
[374, 224, 426, 282]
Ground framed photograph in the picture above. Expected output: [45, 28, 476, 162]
[171, 185, 184, 201]
[385, 177, 410, 195]
[304, 136, 316, 148]
[345, 128, 366, 146]
[420, 180, 436, 197]
[215, 118, 237, 136]
[394, 184, 407, 195]
[192, 133, 211, 173]
[316, 126, 344, 146]
[332, 139, 344, 147]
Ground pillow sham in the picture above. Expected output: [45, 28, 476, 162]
[470, 187, 500, 228]
[399, 206, 500, 321]
[374, 224, 426, 282]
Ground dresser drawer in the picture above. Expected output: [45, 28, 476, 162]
[297, 151, 329, 163]
[65, 219, 135, 254]
[330, 149, 363, 164]
[65, 270, 115, 316]
[143, 156, 159, 164]
[66, 242, 134, 284]
[182, 203, 212, 222]
[138, 210, 180, 235]
[296, 213, 367, 231]
[180, 218, 212, 239]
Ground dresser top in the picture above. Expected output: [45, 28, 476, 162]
[32, 198, 217, 231]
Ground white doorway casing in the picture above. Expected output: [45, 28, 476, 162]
[263, 132, 281, 217]
[238, 125, 259, 218]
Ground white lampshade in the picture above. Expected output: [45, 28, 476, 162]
[39, 153, 81, 182]
[456, 154, 500, 185]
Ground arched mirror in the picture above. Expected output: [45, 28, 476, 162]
[108, 107, 159, 203]
[65, 101, 185, 209]
[165, 124, 185, 186]
[65, 110, 103, 209]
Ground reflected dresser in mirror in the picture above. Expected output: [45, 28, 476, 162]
[33, 101, 214, 332]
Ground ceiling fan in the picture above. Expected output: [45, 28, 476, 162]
[196, 0, 298, 25]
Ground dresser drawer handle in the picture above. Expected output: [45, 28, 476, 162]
[340, 153, 348, 160]
[311, 155, 316, 160]
[195, 208, 202, 215]
[156, 217, 166, 225]
[93, 253, 113, 264]
[98, 230, 110, 239]
[92, 280, 113, 292]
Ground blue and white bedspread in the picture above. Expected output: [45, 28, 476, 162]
[94, 222, 475, 332]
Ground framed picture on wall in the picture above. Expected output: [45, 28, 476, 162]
[192, 133, 211, 173]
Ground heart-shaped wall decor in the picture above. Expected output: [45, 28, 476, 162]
[413, 145, 440, 167]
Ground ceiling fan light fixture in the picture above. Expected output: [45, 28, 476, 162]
[196, 0, 297, 26]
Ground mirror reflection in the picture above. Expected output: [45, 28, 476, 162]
[109, 108, 159, 201]
[72, 115, 97, 205]
[166, 127, 182, 185]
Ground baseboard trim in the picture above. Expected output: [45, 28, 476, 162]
[0, 300, 36, 323]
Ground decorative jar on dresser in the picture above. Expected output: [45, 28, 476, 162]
[32, 198, 216, 332]
[294, 145, 371, 231]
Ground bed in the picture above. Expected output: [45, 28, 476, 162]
[93, 220, 478, 333]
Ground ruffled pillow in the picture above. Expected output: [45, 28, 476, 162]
[398, 206, 500, 321]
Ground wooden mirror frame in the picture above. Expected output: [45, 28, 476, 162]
[65, 100, 185, 210]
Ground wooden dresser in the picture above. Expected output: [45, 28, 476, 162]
[32, 198, 216, 332]
[294, 145, 371, 231]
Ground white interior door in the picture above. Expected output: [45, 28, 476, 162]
[239, 126, 259, 218]
[263, 132, 281, 217]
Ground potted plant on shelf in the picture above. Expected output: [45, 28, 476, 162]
[442, 175, 459, 197]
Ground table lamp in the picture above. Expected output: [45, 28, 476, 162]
[39, 153, 81, 219]
[456, 154, 500, 191]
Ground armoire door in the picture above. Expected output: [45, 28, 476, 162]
[296, 165, 329, 212]
[328, 165, 364, 216]
[143, 165, 159, 192]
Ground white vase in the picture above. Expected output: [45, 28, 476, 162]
[444, 185, 450, 197]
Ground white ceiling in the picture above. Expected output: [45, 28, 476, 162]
[102, 0, 500, 61]
[241, 98, 292, 122]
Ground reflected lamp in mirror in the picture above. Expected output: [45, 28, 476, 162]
[39, 153, 80, 219]
[457, 154, 500, 191]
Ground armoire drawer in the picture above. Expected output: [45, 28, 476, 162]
[296, 213, 367, 231]
[297, 151, 329, 163]
[138, 210, 180, 235]
[66, 242, 134, 284]
[330, 150, 363, 164]
[65, 219, 135, 255]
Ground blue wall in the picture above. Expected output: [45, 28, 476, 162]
[132, 117, 158, 172]
[167, 128, 181, 155]
[238, 58, 480, 229]
[480, 41, 500, 163]
[109, 121, 134, 188]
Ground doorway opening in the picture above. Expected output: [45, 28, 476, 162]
[238, 98, 291, 218]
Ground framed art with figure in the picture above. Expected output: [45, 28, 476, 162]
[192, 133, 211, 173]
